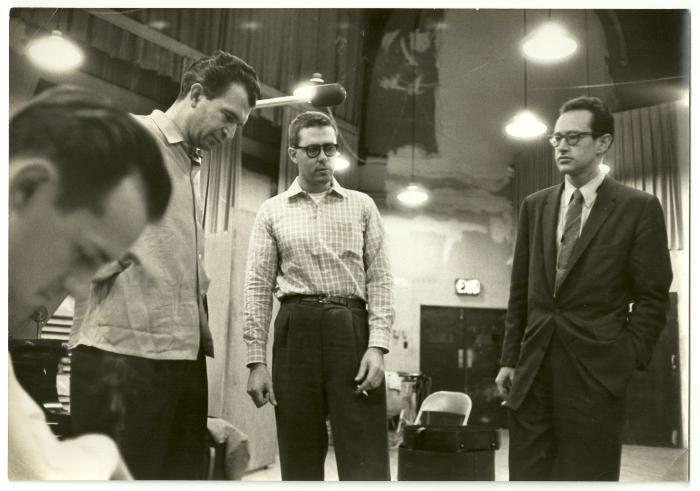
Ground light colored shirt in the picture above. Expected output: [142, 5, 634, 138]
[70, 110, 213, 360]
[244, 177, 394, 365]
[556, 172, 606, 255]
[8, 359, 124, 480]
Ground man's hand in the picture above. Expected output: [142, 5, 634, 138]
[246, 363, 277, 407]
[354, 347, 385, 392]
[495, 366, 515, 399]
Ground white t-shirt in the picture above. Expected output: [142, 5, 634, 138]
[8, 358, 125, 480]
[307, 190, 327, 204]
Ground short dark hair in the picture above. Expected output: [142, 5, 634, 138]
[179, 50, 261, 108]
[559, 96, 615, 139]
[288, 111, 338, 147]
[9, 86, 171, 221]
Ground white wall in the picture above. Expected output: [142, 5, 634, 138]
[380, 211, 513, 372]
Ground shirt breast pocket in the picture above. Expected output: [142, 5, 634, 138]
[330, 221, 364, 260]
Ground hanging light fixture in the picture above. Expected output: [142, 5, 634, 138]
[398, 12, 429, 207]
[579, 10, 610, 175]
[333, 155, 351, 171]
[505, 110, 548, 139]
[522, 10, 577, 62]
[506, 11, 547, 140]
[398, 183, 429, 206]
[27, 30, 83, 72]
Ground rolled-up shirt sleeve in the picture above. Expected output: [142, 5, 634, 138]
[363, 198, 394, 352]
[243, 203, 279, 366]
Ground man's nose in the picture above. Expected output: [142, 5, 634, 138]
[223, 125, 237, 141]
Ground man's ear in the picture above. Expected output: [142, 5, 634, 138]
[9, 159, 56, 212]
[596, 134, 613, 155]
[189, 83, 204, 106]
[288, 146, 298, 164]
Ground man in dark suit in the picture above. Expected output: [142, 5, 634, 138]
[495, 96, 673, 481]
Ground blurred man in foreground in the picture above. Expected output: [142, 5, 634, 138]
[8, 86, 172, 479]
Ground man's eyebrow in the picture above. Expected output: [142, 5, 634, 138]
[223, 109, 240, 122]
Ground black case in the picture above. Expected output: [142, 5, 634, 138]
[402, 424, 500, 453]
[398, 425, 500, 481]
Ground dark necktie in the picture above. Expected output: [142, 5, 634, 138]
[555, 188, 583, 293]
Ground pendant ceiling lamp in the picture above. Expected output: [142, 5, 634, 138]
[522, 10, 577, 63]
[398, 12, 429, 207]
[505, 11, 547, 140]
[27, 29, 83, 72]
[333, 156, 351, 171]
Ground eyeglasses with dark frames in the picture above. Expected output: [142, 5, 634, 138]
[548, 131, 594, 147]
[292, 143, 339, 158]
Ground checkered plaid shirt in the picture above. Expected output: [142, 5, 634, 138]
[244, 177, 394, 365]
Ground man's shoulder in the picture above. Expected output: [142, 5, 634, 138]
[258, 192, 289, 212]
[343, 188, 377, 206]
[131, 113, 159, 136]
[609, 179, 656, 202]
[523, 184, 560, 205]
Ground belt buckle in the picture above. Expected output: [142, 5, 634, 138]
[317, 294, 331, 304]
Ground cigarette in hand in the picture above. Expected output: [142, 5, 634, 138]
[355, 386, 369, 397]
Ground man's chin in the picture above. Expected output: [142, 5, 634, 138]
[556, 163, 573, 174]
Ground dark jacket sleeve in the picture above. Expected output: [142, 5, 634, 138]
[500, 199, 531, 367]
[625, 195, 673, 369]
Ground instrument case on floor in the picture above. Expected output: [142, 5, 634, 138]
[398, 425, 500, 481]
[402, 424, 500, 453]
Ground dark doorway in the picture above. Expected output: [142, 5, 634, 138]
[420, 306, 507, 428]
[623, 292, 683, 447]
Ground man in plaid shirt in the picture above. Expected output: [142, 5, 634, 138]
[244, 111, 394, 480]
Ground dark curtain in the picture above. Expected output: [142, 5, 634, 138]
[122, 8, 365, 125]
[512, 101, 685, 250]
[608, 102, 684, 250]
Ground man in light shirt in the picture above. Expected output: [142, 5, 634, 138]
[8, 86, 172, 479]
[244, 111, 394, 480]
[69, 51, 260, 479]
[495, 96, 672, 480]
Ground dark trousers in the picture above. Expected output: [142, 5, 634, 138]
[70, 345, 209, 480]
[508, 331, 627, 481]
[272, 299, 390, 481]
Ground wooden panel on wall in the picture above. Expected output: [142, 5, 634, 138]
[205, 210, 278, 471]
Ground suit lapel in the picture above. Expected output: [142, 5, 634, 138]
[542, 184, 563, 295]
[558, 177, 618, 288]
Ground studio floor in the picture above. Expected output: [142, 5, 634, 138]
[243, 430, 688, 482]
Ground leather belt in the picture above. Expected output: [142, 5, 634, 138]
[282, 294, 366, 309]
